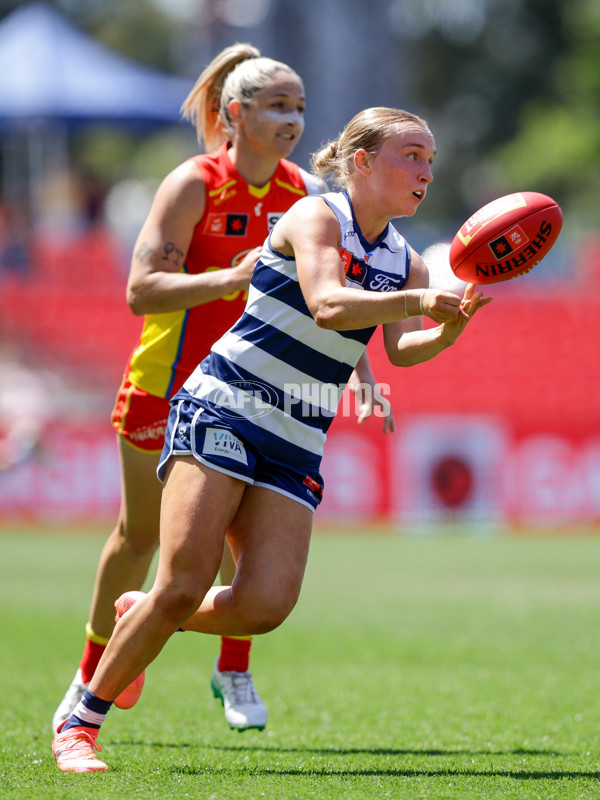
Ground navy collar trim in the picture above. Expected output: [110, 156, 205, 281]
[344, 191, 392, 254]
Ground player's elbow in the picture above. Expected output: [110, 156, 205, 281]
[314, 312, 336, 330]
[313, 302, 344, 330]
[385, 346, 424, 368]
[126, 284, 146, 316]
[387, 353, 413, 368]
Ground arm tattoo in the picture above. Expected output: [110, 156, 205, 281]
[162, 241, 185, 267]
[134, 242, 154, 262]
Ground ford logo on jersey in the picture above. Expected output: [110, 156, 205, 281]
[369, 272, 403, 292]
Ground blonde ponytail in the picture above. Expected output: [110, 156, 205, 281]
[180, 43, 260, 151]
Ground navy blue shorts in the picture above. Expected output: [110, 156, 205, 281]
[157, 397, 324, 512]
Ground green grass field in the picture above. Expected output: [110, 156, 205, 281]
[2, 524, 600, 799]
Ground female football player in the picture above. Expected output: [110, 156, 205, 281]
[52, 105, 490, 773]
[52, 44, 393, 739]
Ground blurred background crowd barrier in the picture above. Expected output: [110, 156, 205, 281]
[1, 0, 598, 528]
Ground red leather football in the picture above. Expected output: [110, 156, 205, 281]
[449, 192, 563, 284]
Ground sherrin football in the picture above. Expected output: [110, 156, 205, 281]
[449, 191, 563, 284]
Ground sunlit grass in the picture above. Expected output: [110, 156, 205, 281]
[2, 526, 600, 799]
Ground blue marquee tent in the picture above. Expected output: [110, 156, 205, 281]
[0, 3, 195, 227]
[0, 2, 193, 128]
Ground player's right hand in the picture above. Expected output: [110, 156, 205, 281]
[233, 246, 263, 286]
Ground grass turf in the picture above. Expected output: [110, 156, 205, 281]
[2, 525, 600, 799]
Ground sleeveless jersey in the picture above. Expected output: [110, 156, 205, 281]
[125, 142, 323, 399]
[180, 190, 411, 473]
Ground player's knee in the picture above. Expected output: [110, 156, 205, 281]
[155, 585, 205, 628]
[116, 518, 159, 558]
[246, 614, 286, 635]
[235, 593, 298, 634]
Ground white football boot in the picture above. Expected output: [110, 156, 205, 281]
[52, 668, 88, 733]
[210, 659, 268, 731]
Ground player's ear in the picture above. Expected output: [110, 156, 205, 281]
[354, 148, 372, 176]
[228, 99, 244, 125]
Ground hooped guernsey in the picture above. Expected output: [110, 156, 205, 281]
[124, 142, 324, 400]
[174, 190, 412, 475]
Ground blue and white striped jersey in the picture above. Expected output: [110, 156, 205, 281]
[180, 191, 411, 472]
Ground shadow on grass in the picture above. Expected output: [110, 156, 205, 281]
[113, 739, 564, 758]
[162, 764, 600, 781]
[80, 760, 600, 782]
[109, 740, 600, 781]
[212, 744, 564, 758]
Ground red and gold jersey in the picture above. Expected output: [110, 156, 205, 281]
[124, 143, 319, 399]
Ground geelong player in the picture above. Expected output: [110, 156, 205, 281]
[52, 45, 393, 739]
[52, 106, 488, 772]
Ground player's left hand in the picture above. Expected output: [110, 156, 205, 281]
[441, 283, 493, 344]
[461, 283, 493, 315]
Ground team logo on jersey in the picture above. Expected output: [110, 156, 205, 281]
[204, 213, 249, 237]
[339, 247, 367, 287]
[488, 225, 528, 259]
[177, 424, 188, 442]
[267, 212, 284, 230]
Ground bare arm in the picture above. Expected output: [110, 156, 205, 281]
[126, 160, 260, 316]
[272, 197, 492, 369]
[271, 196, 464, 330]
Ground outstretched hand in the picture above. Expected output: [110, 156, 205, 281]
[440, 283, 493, 344]
[460, 283, 493, 315]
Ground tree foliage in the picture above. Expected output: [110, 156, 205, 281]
[0, 0, 597, 231]
[406, 0, 568, 221]
[490, 0, 600, 230]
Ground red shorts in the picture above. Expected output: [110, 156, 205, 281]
[111, 377, 170, 452]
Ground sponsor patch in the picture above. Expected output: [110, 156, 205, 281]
[303, 475, 323, 502]
[204, 213, 249, 237]
[203, 427, 248, 465]
[340, 247, 367, 286]
[267, 212, 284, 230]
[368, 271, 402, 292]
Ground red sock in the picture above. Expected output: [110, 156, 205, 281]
[218, 636, 252, 673]
[79, 639, 107, 684]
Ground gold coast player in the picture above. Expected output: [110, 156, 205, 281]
[52, 44, 391, 737]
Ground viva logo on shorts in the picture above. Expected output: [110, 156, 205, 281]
[203, 428, 248, 465]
